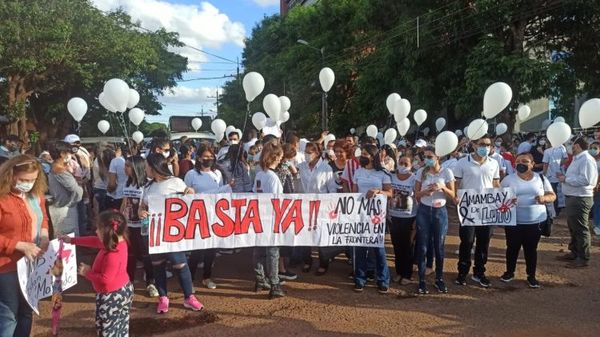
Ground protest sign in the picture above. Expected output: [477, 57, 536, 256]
[148, 193, 387, 254]
[457, 188, 516, 226]
[17, 235, 77, 315]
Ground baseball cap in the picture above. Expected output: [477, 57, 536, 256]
[63, 134, 81, 144]
[415, 139, 427, 148]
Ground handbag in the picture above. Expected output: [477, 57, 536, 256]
[538, 173, 553, 237]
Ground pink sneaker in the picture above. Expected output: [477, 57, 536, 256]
[156, 296, 169, 314]
[183, 295, 204, 311]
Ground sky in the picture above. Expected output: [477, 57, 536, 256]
[91, 0, 280, 125]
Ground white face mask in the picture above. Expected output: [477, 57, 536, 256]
[15, 180, 35, 193]
[162, 151, 170, 158]
[567, 145, 573, 154]
[327, 149, 336, 160]
[397, 166, 410, 174]
[229, 139, 239, 145]
[64, 154, 72, 163]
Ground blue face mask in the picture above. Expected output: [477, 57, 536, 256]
[424, 158, 436, 167]
[476, 146, 489, 158]
[589, 149, 599, 157]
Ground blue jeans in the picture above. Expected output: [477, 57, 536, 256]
[593, 193, 600, 229]
[416, 205, 448, 281]
[354, 246, 390, 287]
[0, 272, 32, 337]
[151, 252, 194, 298]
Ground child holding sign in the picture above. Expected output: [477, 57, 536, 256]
[61, 210, 133, 337]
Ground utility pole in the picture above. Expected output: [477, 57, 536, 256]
[207, 88, 220, 114]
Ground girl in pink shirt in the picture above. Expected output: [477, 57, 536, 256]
[61, 210, 132, 337]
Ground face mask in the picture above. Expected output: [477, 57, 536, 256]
[71, 147, 79, 154]
[229, 139, 239, 145]
[567, 145, 573, 155]
[359, 156, 370, 167]
[201, 159, 215, 168]
[64, 154, 72, 163]
[248, 155, 254, 162]
[495, 141, 502, 148]
[476, 147, 490, 158]
[424, 158, 436, 167]
[397, 166, 410, 174]
[516, 163, 529, 173]
[305, 152, 316, 162]
[530, 139, 537, 146]
[590, 149, 599, 157]
[539, 140, 546, 146]
[162, 151, 170, 158]
[15, 180, 35, 193]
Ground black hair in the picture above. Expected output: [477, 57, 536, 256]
[180, 144, 191, 158]
[145, 153, 173, 182]
[126, 155, 147, 188]
[574, 137, 589, 151]
[150, 137, 170, 153]
[97, 210, 128, 251]
[380, 144, 397, 172]
[243, 128, 257, 143]
[194, 143, 217, 173]
[49, 141, 72, 161]
[263, 134, 279, 145]
[360, 136, 377, 146]
[361, 144, 387, 173]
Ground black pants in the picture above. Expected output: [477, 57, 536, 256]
[458, 226, 493, 276]
[104, 196, 122, 211]
[504, 225, 541, 277]
[550, 182, 561, 216]
[318, 247, 346, 269]
[126, 227, 154, 285]
[389, 216, 415, 279]
[188, 249, 217, 280]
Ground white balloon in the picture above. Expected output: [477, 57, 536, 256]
[366, 125, 378, 138]
[554, 116, 565, 123]
[455, 129, 463, 137]
[281, 111, 290, 123]
[128, 108, 145, 126]
[252, 112, 267, 130]
[393, 98, 411, 120]
[319, 67, 335, 92]
[414, 109, 427, 126]
[517, 105, 531, 122]
[216, 133, 225, 142]
[132, 131, 144, 144]
[191, 118, 202, 131]
[386, 93, 401, 115]
[483, 82, 512, 119]
[127, 89, 140, 109]
[350, 128, 356, 134]
[103, 78, 130, 113]
[384, 128, 397, 145]
[262, 118, 282, 138]
[263, 94, 281, 121]
[467, 119, 489, 140]
[396, 118, 411, 137]
[495, 123, 508, 136]
[242, 72, 265, 102]
[463, 126, 469, 137]
[211, 119, 227, 137]
[435, 117, 446, 132]
[435, 131, 459, 157]
[97, 120, 110, 134]
[98, 92, 116, 112]
[547, 122, 571, 147]
[423, 127, 430, 136]
[67, 97, 87, 122]
[579, 98, 600, 129]
[279, 96, 291, 113]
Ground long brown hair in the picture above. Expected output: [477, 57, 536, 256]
[259, 142, 283, 170]
[97, 210, 128, 251]
[0, 154, 47, 198]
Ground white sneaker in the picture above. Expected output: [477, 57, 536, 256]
[202, 278, 217, 289]
[146, 284, 159, 298]
[594, 227, 600, 236]
[166, 271, 173, 279]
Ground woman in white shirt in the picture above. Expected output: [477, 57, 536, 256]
[184, 144, 233, 290]
[414, 147, 455, 295]
[500, 153, 555, 288]
[389, 155, 418, 285]
[253, 142, 286, 299]
[351, 144, 393, 293]
[139, 153, 203, 314]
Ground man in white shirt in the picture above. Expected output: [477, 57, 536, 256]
[107, 145, 128, 209]
[556, 137, 598, 268]
[453, 134, 500, 288]
[217, 129, 241, 161]
[543, 141, 568, 215]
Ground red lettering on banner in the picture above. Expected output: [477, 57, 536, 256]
[232, 199, 247, 234]
[282, 200, 304, 234]
[163, 198, 187, 242]
[272, 199, 292, 233]
[239, 199, 263, 234]
[309, 200, 321, 230]
[185, 200, 210, 239]
[213, 199, 234, 237]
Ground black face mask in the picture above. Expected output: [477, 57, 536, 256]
[201, 159, 215, 168]
[516, 163, 529, 173]
[359, 156, 370, 167]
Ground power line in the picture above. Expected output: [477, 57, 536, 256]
[179, 75, 236, 82]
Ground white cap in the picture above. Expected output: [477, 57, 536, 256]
[64, 134, 81, 144]
[415, 139, 427, 148]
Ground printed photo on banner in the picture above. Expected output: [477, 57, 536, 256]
[457, 188, 517, 227]
[147, 193, 387, 254]
[17, 235, 78, 315]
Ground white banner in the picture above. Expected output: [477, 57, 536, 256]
[148, 193, 387, 254]
[457, 188, 517, 226]
[17, 235, 78, 315]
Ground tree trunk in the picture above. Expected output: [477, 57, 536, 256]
[4, 74, 35, 147]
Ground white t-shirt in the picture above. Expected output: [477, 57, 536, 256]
[123, 185, 143, 227]
[542, 146, 567, 183]
[441, 157, 459, 176]
[415, 167, 455, 208]
[184, 169, 232, 194]
[389, 173, 417, 218]
[454, 154, 500, 190]
[501, 173, 552, 224]
[142, 177, 187, 204]
[108, 156, 127, 199]
[352, 168, 391, 193]
[253, 169, 283, 194]
[298, 159, 337, 193]
[92, 158, 107, 190]
[490, 152, 507, 173]
[293, 151, 306, 167]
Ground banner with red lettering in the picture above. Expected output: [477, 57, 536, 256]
[147, 193, 387, 254]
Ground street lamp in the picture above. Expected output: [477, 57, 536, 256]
[297, 39, 327, 131]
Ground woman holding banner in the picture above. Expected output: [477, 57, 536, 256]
[500, 153, 555, 288]
[184, 143, 233, 290]
[0, 155, 50, 337]
[352, 144, 393, 293]
[414, 147, 455, 295]
[139, 153, 204, 314]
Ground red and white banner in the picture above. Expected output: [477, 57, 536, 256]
[147, 193, 387, 254]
